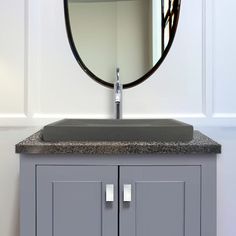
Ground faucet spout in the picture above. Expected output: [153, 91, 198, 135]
[114, 68, 122, 119]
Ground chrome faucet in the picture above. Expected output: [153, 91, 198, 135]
[114, 68, 122, 119]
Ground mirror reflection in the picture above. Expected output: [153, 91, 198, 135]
[65, 0, 180, 88]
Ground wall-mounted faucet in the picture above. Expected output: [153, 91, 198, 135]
[114, 68, 122, 119]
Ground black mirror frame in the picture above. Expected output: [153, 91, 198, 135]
[64, 0, 181, 89]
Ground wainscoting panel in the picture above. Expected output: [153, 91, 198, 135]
[212, 0, 236, 117]
[31, 0, 205, 118]
[1, 0, 236, 126]
[0, 0, 26, 116]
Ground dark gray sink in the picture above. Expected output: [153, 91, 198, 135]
[42, 119, 193, 142]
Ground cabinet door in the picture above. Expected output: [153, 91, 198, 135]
[120, 166, 200, 236]
[37, 166, 118, 236]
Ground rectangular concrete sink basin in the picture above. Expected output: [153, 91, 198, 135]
[42, 119, 193, 142]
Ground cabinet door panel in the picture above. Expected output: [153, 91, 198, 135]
[53, 181, 102, 236]
[37, 166, 118, 236]
[120, 166, 200, 236]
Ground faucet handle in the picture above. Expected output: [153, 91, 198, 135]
[114, 68, 122, 119]
[116, 67, 120, 82]
[115, 67, 122, 103]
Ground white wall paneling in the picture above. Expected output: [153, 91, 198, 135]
[212, 0, 236, 117]
[0, 0, 236, 127]
[0, 127, 39, 236]
[36, 0, 205, 118]
[0, 0, 26, 116]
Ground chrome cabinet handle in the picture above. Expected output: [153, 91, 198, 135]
[123, 184, 132, 202]
[106, 184, 114, 202]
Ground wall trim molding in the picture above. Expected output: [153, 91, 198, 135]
[24, 0, 29, 116]
[33, 113, 207, 119]
[1, 113, 236, 127]
[0, 114, 27, 118]
[202, 0, 207, 116]
[204, 0, 214, 117]
[213, 113, 236, 118]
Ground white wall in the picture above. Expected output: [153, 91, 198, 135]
[0, 127, 39, 236]
[0, 0, 236, 236]
[2, 0, 236, 126]
[0, 0, 25, 115]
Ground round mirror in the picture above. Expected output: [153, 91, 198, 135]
[64, 0, 181, 89]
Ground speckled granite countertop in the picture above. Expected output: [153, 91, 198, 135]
[15, 130, 221, 155]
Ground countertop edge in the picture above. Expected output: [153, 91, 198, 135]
[15, 130, 221, 155]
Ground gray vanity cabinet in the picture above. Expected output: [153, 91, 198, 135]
[17, 131, 220, 236]
[36, 166, 118, 236]
[34, 164, 202, 236]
